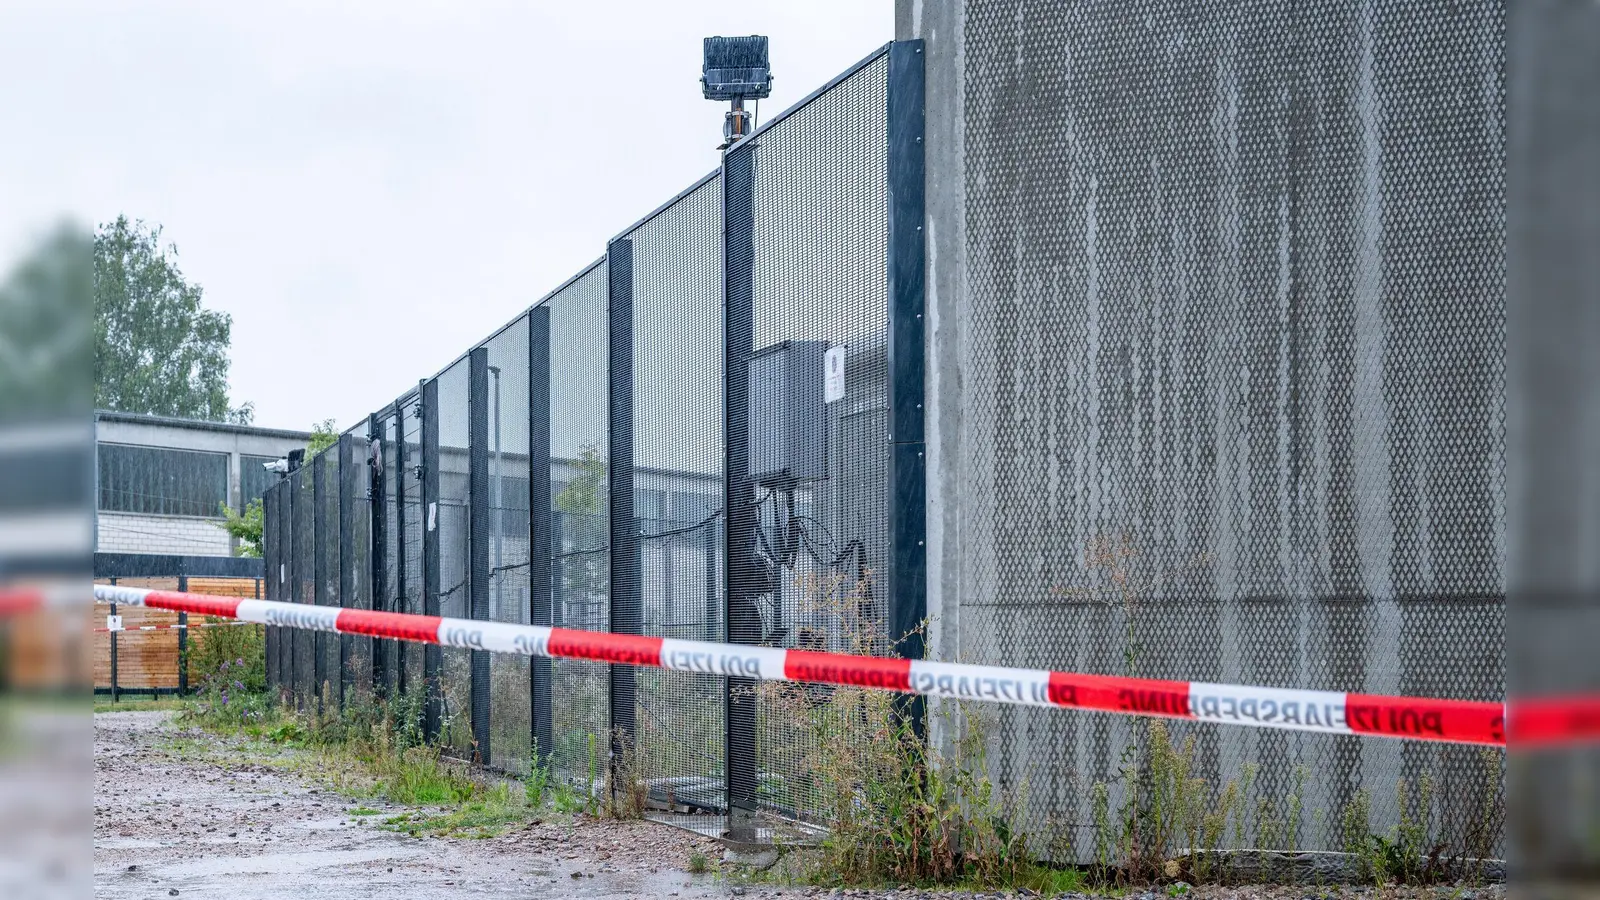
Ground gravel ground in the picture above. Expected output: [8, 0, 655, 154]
[93, 710, 1505, 900]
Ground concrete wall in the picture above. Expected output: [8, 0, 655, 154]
[899, 0, 1506, 859]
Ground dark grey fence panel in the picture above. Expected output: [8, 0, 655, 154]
[292, 468, 315, 709]
[340, 431, 371, 704]
[264, 479, 280, 692]
[619, 173, 725, 815]
[544, 261, 611, 787]
[730, 49, 893, 825]
[484, 317, 533, 774]
[397, 397, 424, 704]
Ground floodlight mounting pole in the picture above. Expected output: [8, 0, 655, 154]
[720, 98, 753, 150]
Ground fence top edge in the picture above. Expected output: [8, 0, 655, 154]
[726, 40, 894, 153]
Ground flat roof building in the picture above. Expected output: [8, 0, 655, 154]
[94, 411, 312, 557]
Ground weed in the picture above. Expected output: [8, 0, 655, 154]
[688, 851, 709, 874]
[525, 741, 552, 808]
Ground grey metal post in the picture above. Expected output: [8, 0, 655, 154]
[722, 140, 759, 838]
[313, 451, 329, 712]
[529, 306, 554, 767]
[469, 346, 493, 765]
[393, 399, 410, 701]
[886, 38, 928, 736]
[177, 574, 189, 695]
[422, 378, 443, 742]
[607, 238, 640, 790]
[368, 412, 388, 698]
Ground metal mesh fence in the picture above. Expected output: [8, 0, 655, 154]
[435, 359, 475, 755]
[956, 0, 1505, 856]
[546, 261, 611, 787]
[342, 431, 373, 703]
[316, 451, 341, 711]
[623, 174, 726, 813]
[264, 479, 280, 690]
[728, 53, 891, 823]
[293, 468, 315, 709]
[486, 316, 533, 774]
[250, 25, 1510, 861]
[399, 397, 426, 702]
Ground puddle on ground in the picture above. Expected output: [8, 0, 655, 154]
[154, 846, 422, 878]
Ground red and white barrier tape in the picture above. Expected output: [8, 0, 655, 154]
[86, 584, 1597, 748]
[94, 621, 259, 633]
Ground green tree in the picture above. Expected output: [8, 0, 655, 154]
[306, 417, 339, 456]
[218, 419, 343, 557]
[0, 224, 91, 422]
[94, 215, 252, 423]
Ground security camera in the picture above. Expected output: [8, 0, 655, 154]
[264, 458, 289, 476]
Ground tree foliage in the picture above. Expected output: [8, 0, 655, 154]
[0, 224, 92, 422]
[220, 498, 264, 558]
[307, 418, 340, 456]
[94, 215, 252, 423]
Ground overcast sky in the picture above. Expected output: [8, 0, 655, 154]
[1, 1, 891, 431]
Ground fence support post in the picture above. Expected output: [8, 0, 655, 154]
[421, 378, 443, 743]
[264, 483, 277, 693]
[177, 574, 189, 695]
[886, 38, 928, 737]
[469, 346, 493, 765]
[607, 238, 639, 799]
[529, 305, 554, 768]
[285, 471, 297, 706]
[722, 142, 760, 840]
[368, 412, 388, 698]
[313, 451, 330, 712]
[393, 399, 410, 701]
[108, 580, 118, 704]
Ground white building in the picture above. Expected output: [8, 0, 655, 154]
[94, 411, 312, 557]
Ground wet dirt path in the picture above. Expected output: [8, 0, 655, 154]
[92, 710, 731, 899]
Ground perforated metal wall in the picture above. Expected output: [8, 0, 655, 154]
[545, 262, 611, 786]
[952, 0, 1506, 855]
[621, 174, 726, 812]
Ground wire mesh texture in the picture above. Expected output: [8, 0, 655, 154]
[399, 396, 426, 702]
[955, 0, 1504, 856]
[623, 174, 726, 813]
[292, 468, 316, 709]
[546, 261, 611, 787]
[434, 359, 475, 757]
[264, 479, 280, 690]
[485, 317, 534, 774]
[727, 52, 891, 824]
[316, 450, 342, 711]
[376, 407, 401, 700]
[342, 430, 374, 704]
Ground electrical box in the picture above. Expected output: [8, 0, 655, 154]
[748, 340, 828, 487]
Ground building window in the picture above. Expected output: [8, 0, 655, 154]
[97, 443, 228, 518]
[240, 455, 283, 508]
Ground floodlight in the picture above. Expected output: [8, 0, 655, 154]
[702, 35, 772, 148]
[702, 36, 772, 101]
